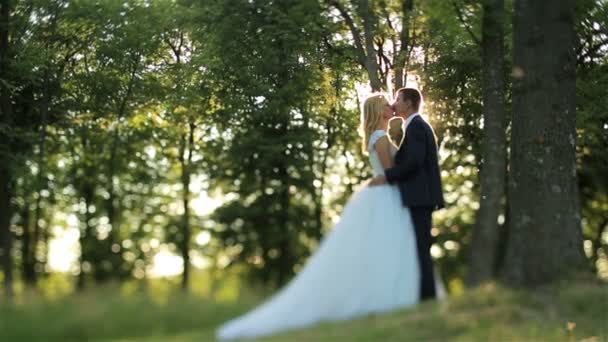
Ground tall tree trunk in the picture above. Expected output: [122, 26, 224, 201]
[274, 33, 295, 288]
[73, 130, 96, 291]
[393, 0, 414, 90]
[311, 75, 340, 240]
[0, 166, 12, 299]
[21, 203, 37, 285]
[493, 169, 510, 274]
[31, 1, 63, 287]
[178, 122, 194, 291]
[277, 161, 293, 288]
[104, 58, 138, 280]
[502, 0, 585, 286]
[77, 182, 95, 291]
[313, 118, 332, 238]
[357, 0, 383, 91]
[0, 0, 14, 300]
[330, 0, 384, 91]
[166, 33, 192, 290]
[31, 68, 51, 286]
[467, 0, 507, 287]
[103, 132, 120, 281]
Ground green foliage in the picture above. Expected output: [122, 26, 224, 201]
[1, 0, 606, 299]
[413, 0, 485, 285]
[201, 0, 349, 286]
[576, 0, 608, 278]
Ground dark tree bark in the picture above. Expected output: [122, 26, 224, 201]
[0, 166, 12, 299]
[0, 0, 14, 299]
[165, 32, 194, 291]
[393, 0, 414, 90]
[30, 67, 51, 287]
[178, 121, 195, 291]
[31, 1, 63, 287]
[313, 96, 337, 239]
[330, 0, 384, 91]
[104, 55, 139, 281]
[329, 0, 417, 92]
[72, 130, 97, 291]
[77, 180, 95, 291]
[32, 97, 51, 283]
[467, 0, 507, 287]
[20, 203, 37, 285]
[502, 0, 585, 286]
[276, 160, 294, 287]
[357, 0, 383, 91]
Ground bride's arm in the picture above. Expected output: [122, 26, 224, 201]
[374, 136, 395, 169]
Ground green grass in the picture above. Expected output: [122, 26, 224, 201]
[0, 285, 254, 342]
[1, 277, 606, 342]
[261, 280, 608, 342]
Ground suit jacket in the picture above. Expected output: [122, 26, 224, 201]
[385, 115, 445, 210]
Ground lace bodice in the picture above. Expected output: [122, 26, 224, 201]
[368, 130, 398, 176]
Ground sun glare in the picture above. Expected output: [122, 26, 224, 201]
[149, 246, 184, 278]
[354, 73, 421, 108]
[48, 224, 80, 273]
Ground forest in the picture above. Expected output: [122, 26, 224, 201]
[0, 0, 606, 340]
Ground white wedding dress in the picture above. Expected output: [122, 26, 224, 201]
[216, 130, 426, 341]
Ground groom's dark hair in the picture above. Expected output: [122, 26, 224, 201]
[397, 87, 422, 110]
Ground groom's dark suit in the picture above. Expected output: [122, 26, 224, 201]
[385, 114, 444, 300]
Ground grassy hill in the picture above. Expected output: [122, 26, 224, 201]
[1, 278, 606, 341]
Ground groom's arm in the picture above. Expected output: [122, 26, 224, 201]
[385, 122, 426, 184]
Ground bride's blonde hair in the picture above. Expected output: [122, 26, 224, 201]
[360, 93, 389, 154]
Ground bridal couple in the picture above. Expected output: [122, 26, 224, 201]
[217, 87, 446, 341]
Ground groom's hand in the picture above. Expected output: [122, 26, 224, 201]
[368, 176, 387, 186]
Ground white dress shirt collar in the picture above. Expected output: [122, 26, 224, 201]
[403, 112, 421, 130]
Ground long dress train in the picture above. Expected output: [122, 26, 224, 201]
[217, 130, 425, 340]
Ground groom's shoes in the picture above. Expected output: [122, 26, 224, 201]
[420, 281, 437, 301]
[420, 294, 436, 302]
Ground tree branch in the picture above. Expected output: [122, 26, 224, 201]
[328, 0, 367, 64]
[451, 0, 481, 46]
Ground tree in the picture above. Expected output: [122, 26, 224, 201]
[202, 0, 350, 287]
[417, 0, 484, 284]
[327, 0, 417, 92]
[467, 0, 507, 287]
[0, 0, 14, 299]
[503, 0, 585, 286]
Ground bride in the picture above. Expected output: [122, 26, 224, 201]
[217, 93, 425, 341]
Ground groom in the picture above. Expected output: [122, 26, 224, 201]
[368, 87, 445, 300]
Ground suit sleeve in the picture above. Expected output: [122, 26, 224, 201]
[385, 121, 426, 184]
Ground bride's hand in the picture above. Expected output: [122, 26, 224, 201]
[367, 176, 387, 186]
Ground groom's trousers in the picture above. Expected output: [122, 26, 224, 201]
[410, 207, 436, 300]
